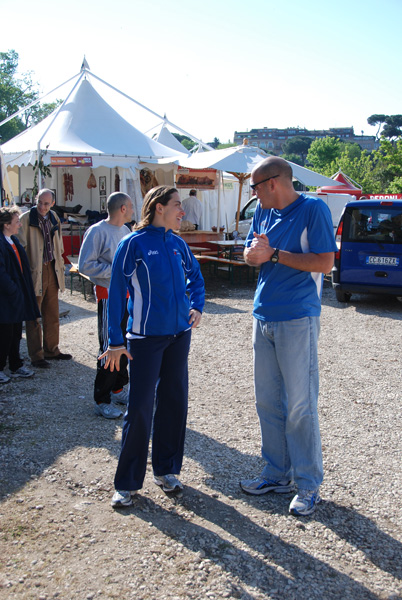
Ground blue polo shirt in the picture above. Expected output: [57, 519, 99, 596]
[245, 194, 338, 322]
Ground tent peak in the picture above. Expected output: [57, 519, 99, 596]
[81, 57, 90, 71]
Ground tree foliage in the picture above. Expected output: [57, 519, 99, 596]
[282, 136, 312, 165]
[0, 50, 60, 144]
[380, 115, 402, 140]
[367, 114, 402, 140]
[304, 133, 402, 194]
[209, 137, 220, 149]
[172, 133, 196, 151]
[367, 114, 387, 140]
[282, 152, 304, 166]
[306, 137, 343, 172]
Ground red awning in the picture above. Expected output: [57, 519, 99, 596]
[318, 170, 363, 198]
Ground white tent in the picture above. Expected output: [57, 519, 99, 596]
[177, 142, 341, 230]
[150, 123, 190, 154]
[0, 63, 206, 216]
[1, 78, 183, 168]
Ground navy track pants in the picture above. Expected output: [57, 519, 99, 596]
[114, 329, 191, 491]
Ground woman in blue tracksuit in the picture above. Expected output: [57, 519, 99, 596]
[100, 186, 205, 508]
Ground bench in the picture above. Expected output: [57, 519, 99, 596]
[188, 246, 217, 256]
[193, 254, 257, 284]
[66, 256, 93, 300]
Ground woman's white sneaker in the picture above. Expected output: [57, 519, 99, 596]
[111, 490, 136, 508]
[153, 474, 183, 492]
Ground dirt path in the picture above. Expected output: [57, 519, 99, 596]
[0, 276, 401, 599]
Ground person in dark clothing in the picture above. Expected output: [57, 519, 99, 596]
[0, 206, 40, 383]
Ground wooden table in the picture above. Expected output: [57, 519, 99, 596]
[206, 239, 245, 260]
[66, 255, 93, 299]
[179, 230, 225, 245]
[193, 239, 256, 283]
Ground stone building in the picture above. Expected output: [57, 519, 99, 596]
[233, 126, 377, 154]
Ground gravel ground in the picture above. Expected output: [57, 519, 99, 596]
[0, 268, 401, 600]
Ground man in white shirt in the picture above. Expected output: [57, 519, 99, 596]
[182, 189, 202, 230]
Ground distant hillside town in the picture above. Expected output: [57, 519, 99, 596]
[233, 127, 377, 154]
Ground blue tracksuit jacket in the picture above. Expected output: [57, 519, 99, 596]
[108, 225, 205, 345]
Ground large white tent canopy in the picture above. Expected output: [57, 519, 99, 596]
[1, 77, 183, 169]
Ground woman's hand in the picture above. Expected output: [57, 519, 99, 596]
[98, 346, 133, 372]
[189, 309, 202, 328]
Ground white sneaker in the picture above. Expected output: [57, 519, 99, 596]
[153, 474, 183, 492]
[289, 490, 321, 516]
[111, 386, 129, 406]
[10, 366, 35, 378]
[94, 403, 123, 419]
[0, 371, 10, 384]
[111, 490, 137, 508]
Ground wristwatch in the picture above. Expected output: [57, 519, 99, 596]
[270, 248, 280, 263]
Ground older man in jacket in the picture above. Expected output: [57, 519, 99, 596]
[18, 189, 72, 368]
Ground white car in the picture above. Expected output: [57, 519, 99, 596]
[230, 192, 355, 238]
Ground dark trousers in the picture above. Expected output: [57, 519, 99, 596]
[0, 322, 23, 371]
[94, 298, 129, 405]
[114, 329, 191, 491]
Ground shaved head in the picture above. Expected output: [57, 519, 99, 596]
[253, 156, 293, 183]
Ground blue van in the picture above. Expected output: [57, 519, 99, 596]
[331, 199, 402, 302]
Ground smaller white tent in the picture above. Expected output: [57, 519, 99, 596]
[152, 123, 190, 155]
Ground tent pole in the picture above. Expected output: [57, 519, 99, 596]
[0, 72, 81, 129]
[228, 172, 250, 232]
[236, 178, 243, 232]
[217, 171, 222, 230]
[0, 147, 15, 203]
[87, 71, 213, 151]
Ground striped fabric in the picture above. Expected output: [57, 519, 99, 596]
[37, 213, 54, 263]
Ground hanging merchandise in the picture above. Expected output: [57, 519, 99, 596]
[140, 168, 158, 197]
[87, 169, 97, 189]
[63, 170, 74, 202]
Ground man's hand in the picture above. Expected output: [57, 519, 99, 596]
[244, 232, 335, 273]
[189, 309, 202, 328]
[244, 233, 275, 266]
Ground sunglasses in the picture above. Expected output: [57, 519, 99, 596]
[250, 174, 279, 191]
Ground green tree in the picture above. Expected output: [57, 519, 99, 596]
[282, 136, 312, 165]
[381, 115, 402, 140]
[282, 152, 304, 166]
[333, 151, 383, 194]
[217, 142, 237, 149]
[172, 133, 196, 151]
[208, 137, 220, 149]
[367, 114, 387, 140]
[306, 137, 343, 173]
[374, 138, 402, 190]
[0, 50, 60, 143]
[367, 114, 402, 141]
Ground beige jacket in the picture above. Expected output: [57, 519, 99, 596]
[18, 207, 65, 295]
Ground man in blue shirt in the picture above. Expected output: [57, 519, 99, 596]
[240, 157, 337, 516]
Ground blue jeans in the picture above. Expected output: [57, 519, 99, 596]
[253, 316, 323, 491]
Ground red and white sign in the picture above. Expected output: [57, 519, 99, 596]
[366, 194, 402, 200]
[50, 156, 93, 167]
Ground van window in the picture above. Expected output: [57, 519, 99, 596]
[243, 199, 257, 220]
[343, 207, 402, 244]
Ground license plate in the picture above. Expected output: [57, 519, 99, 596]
[366, 256, 399, 266]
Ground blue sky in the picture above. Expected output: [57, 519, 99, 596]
[3, 0, 401, 144]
